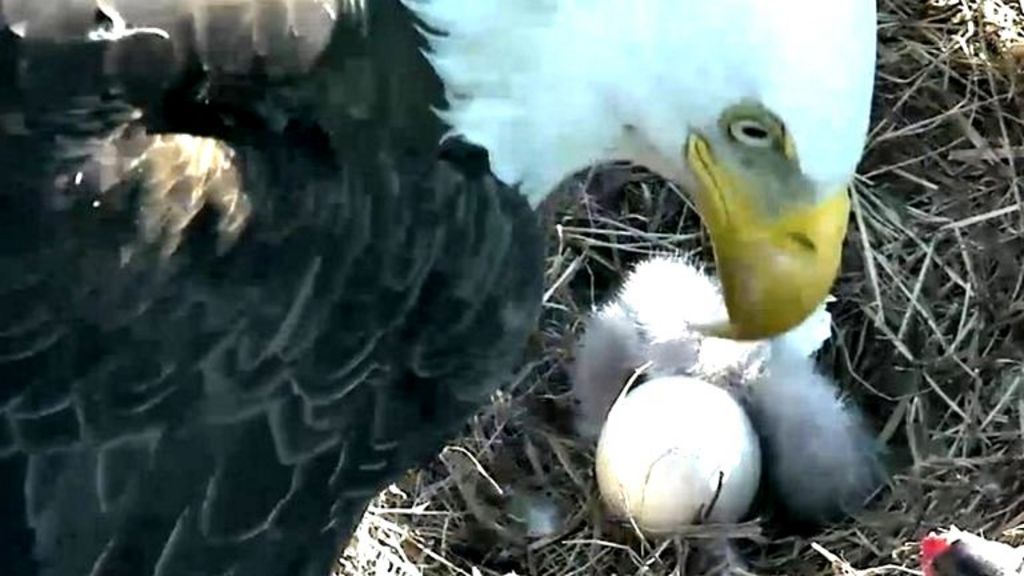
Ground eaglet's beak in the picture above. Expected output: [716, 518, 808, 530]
[685, 134, 851, 341]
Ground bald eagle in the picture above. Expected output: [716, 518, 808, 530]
[0, 1, 876, 575]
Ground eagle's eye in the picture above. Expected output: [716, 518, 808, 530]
[729, 119, 774, 148]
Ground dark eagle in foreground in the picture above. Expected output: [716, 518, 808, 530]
[0, 0, 876, 575]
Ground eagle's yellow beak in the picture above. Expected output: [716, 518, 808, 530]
[685, 134, 850, 341]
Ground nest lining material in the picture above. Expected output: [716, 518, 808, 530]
[337, 1, 1024, 574]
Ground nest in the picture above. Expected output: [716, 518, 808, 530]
[337, 0, 1024, 573]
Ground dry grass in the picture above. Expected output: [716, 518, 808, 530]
[337, 0, 1024, 574]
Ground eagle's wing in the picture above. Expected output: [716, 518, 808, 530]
[0, 2, 544, 575]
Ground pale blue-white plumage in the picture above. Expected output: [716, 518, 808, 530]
[570, 255, 882, 524]
[405, 0, 877, 204]
[744, 346, 884, 524]
[571, 255, 759, 438]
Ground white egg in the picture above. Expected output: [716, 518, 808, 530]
[595, 376, 761, 534]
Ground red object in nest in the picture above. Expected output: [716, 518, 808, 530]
[919, 527, 1024, 576]
[921, 532, 954, 576]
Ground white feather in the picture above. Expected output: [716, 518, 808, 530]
[616, 256, 767, 384]
[571, 255, 881, 524]
[571, 254, 835, 439]
[404, 0, 877, 205]
[570, 301, 645, 440]
[743, 348, 883, 524]
[613, 254, 729, 343]
[770, 295, 835, 360]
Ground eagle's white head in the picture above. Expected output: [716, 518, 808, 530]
[404, 0, 877, 340]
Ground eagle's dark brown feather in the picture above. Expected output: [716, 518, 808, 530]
[0, 2, 544, 575]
